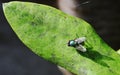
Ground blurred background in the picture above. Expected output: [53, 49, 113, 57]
[0, 0, 120, 75]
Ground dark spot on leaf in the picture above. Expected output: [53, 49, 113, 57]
[109, 68, 115, 74]
[30, 16, 43, 26]
[39, 32, 47, 38]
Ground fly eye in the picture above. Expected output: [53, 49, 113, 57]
[68, 40, 76, 47]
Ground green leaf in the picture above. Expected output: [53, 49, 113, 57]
[3, 1, 120, 75]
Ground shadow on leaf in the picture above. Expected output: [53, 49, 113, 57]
[77, 49, 114, 68]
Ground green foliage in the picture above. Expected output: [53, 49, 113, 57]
[3, 1, 120, 75]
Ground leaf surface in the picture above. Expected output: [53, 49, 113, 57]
[3, 1, 120, 75]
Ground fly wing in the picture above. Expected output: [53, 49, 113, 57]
[75, 37, 86, 44]
[76, 45, 86, 52]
